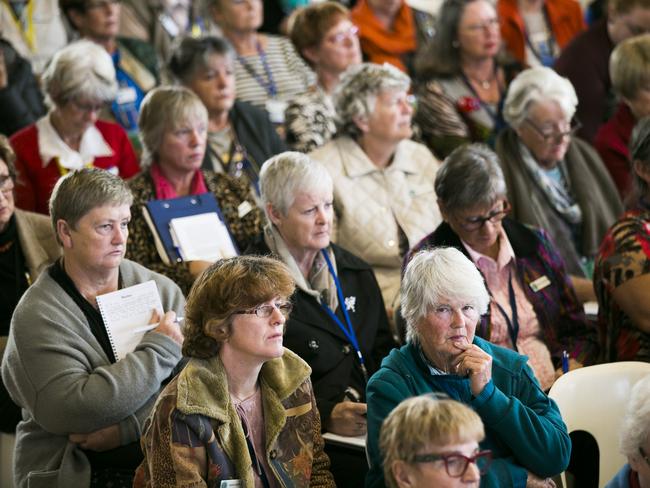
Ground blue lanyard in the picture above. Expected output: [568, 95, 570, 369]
[320, 249, 369, 383]
[236, 41, 278, 98]
[494, 269, 520, 352]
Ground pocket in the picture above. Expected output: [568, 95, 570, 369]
[27, 469, 60, 488]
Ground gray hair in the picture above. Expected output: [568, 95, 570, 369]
[436, 143, 506, 212]
[619, 374, 650, 459]
[49, 168, 133, 244]
[138, 86, 208, 168]
[503, 67, 578, 129]
[260, 151, 333, 218]
[42, 40, 117, 108]
[629, 116, 650, 197]
[168, 35, 236, 85]
[334, 62, 411, 139]
[401, 247, 490, 345]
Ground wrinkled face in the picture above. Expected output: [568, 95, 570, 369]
[516, 99, 572, 169]
[457, 0, 501, 61]
[417, 296, 480, 371]
[630, 434, 650, 488]
[157, 118, 208, 174]
[60, 204, 130, 273]
[187, 54, 236, 116]
[0, 159, 15, 234]
[74, 0, 121, 41]
[608, 6, 650, 44]
[443, 200, 507, 258]
[270, 189, 334, 255]
[211, 0, 263, 33]
[56, 97, 105, 138]
[626, 87, 650, 120]
[361, 88, 413, 143]
[309, 18, 362, 74]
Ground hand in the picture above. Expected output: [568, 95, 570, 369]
[554, 358, 583, 380]
[326, 401, 367, 437]
[69, 424, 121, 452]
[452, 341, 492, 397]
[526, 472, 556, 488]
[150, 309, 183, 345]
[188, 260, 212, 279]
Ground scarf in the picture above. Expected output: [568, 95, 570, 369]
[150, 163, 208, 200]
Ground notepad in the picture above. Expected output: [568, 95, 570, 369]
[96, 280, 163, 361]
[170, 212, 238, 262]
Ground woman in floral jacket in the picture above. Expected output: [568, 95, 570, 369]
[134, 255, 335, 487]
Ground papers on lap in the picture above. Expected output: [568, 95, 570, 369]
[96, 280, 163, 361]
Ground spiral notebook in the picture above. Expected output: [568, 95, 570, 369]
[95, 280, 163, 361]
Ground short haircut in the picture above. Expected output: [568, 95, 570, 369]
[609, 0, 650, 14]
[610, 34, 650, 100]
[334, 62, 411, 139]
[502, 66, 577, 129]
[288, 1, 350, 67]
[259, 151, 333, 218]
[168, 35, 236, 85]
[401, 247, 490, 345]
[380, 395, 485, 488]
[42, 39, 117, 107]
[182, 255, 295, 358]
[49, 168, 133, 243]
[59, 0, 91, 29]
[0, 135, 16, 178]
[629, 116, 650, 196]
[138, 85, 208, 168]
[619, 374, 650, 459]
[436, 143, 507, 212]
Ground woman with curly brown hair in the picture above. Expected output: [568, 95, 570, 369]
[135, 255, 335, 488]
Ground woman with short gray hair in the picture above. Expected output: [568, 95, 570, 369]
[310, 62, 442, 310]
[496, 66, 623, 302]
[406, 143, 599, 391]
[366, 246, 570, 488]
[9, 40, 139, 215]
[594, 116, 650, 364]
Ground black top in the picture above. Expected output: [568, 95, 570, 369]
[0, 214, 29, 336]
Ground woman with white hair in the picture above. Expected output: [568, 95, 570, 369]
[9, 40, 139, 215]
[606, 375, 650, 487]
[496, 66, 622, 302]
[309, 62, 441, 311]
[245, 151, 395, 484]
[366, 247, 570, 488]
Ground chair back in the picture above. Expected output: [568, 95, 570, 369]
[548, 362, 650, 487]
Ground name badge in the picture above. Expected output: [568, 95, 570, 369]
[116, 86, 137, 105]
[238, 200, 254, 218]
[265, 99, 287, 124]
[529, 275, 551, 292]
[220, 481, 243, 488]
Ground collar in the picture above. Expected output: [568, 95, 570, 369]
[462, 227, 515, 272]
[36, 114, 114, 169]
[336, 137, 421, 178]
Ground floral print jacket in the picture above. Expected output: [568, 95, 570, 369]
[134, 349, 335, 488]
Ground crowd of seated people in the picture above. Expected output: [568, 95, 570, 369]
[4, 0, 650, 487]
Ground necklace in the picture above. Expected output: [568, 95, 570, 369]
[466, 72, 495, 90]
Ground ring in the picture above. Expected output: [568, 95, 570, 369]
[357, 422, 364, 428]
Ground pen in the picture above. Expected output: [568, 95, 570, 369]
[132, 316, 184, 335]
[561, 350, 569, 374]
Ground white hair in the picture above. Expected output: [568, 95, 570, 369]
[502, 66, 578, 129]
[259, 151, 333, 218]
[620, 374, 650, 459]
[401, 247, 490, 345]
[42, 40, 117, 107]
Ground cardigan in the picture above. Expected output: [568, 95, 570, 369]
[135, 349, 335, 487]
[0, 259, 184, 488]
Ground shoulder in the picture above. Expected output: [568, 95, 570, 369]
[120, 259, 183, 296]
[232, 99, 270, 122]
[15, 208, 51, 230]
[117, 36, 157, 61]
[127, 172, 153, 199]
[396, 140, 439, 166]
[309, 138, 347, 169]
[10, 122, 38, 147]
[95, 120, 130, 142]
[332, 243, 373, 272]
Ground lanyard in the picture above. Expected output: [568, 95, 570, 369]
[8, 1, 35, 51]
[523, 6, 556, 67]
[320, 249, 369, 383]
[460, 67, 503, 126]
[236, 41, 277, 98]
[494, 269, 520, 352]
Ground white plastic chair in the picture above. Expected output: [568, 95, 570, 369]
[548, 361, 650, 488]
[0, 432, 15, 488]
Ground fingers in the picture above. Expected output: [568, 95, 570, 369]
[148, 309, 161, 325]
[69, 433, 87, 444]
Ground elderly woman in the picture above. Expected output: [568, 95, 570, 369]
[0, 168, 184, 488]
[135, 255, 335, 487]
[366, 247, 570, 488]
[245, 151, 394, 485]
[0, 136, 59, 434]
[168, 35, 287, 197]
[496, 66, 623, 302]
[285, 1, 362, 153]
[380, 395, 491, 488]
[407, 144, 599, 391]
[595, 34, 650, 198]
[594, 116, 650, 363]
[205, 0, 314, 123]
[310, 62, 441, 310]
[414, 0, 516, 159]
[606, 374, 650, 487]
[125, 86, 263, 295]
[9, 40, 139, 215]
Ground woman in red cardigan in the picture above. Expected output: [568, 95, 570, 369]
[10, 40, 138, 215]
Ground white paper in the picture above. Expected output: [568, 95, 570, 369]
[169, 212, 237, 262]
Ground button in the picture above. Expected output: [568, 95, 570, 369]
[342, 344, 352, 355]
[308, 340, 319, 351]
[269, 449, 277, 459]
[387, 239, 395, 247]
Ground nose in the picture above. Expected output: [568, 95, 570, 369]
[450, 307, 466, 329]
[270, 304, 286, 326]
[462, 460, 481, 483]
[113, 224, 127, 245]
[189, 128, 204, 147]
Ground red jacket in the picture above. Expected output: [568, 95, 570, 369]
[10, 119, 139, 214]
[498, 0, 585, 66]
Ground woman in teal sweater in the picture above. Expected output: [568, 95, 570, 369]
[366, 247, 570, 488]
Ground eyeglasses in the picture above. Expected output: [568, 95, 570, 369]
[639, 447, 650, 468]
[326, 25, 359, 45]
[462, 17, 500, 34]
[412, 450, 492, 477]
[71, 99, 106, 114]
[524, 118, 582, 144]
[234, 301, 293, 319]
[0, 174, 14, 197]
[455, 201, 510, 231]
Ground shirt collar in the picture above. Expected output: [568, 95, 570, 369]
[462, 227, 515, 271]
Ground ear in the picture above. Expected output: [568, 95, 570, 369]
[56, 219, 74, 249]
[210, 4, 224, 25]
[302, 46, 320, 66]
[266, 203, 284, 227]
[352, 114, 370, 134]
[438, 198, 450, 222]
[205, 318, 230, 342]
[634, 159, 650, 185]
[67, 9, 85, 32]
[391, 460, 416, 488]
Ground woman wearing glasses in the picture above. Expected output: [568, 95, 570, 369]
[135, 255, 335, 487]
[496, 66, 622, 302]
[380, 395, 491, 487]
[407, 144, 598, 391]
[366, 247, 570, 488]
